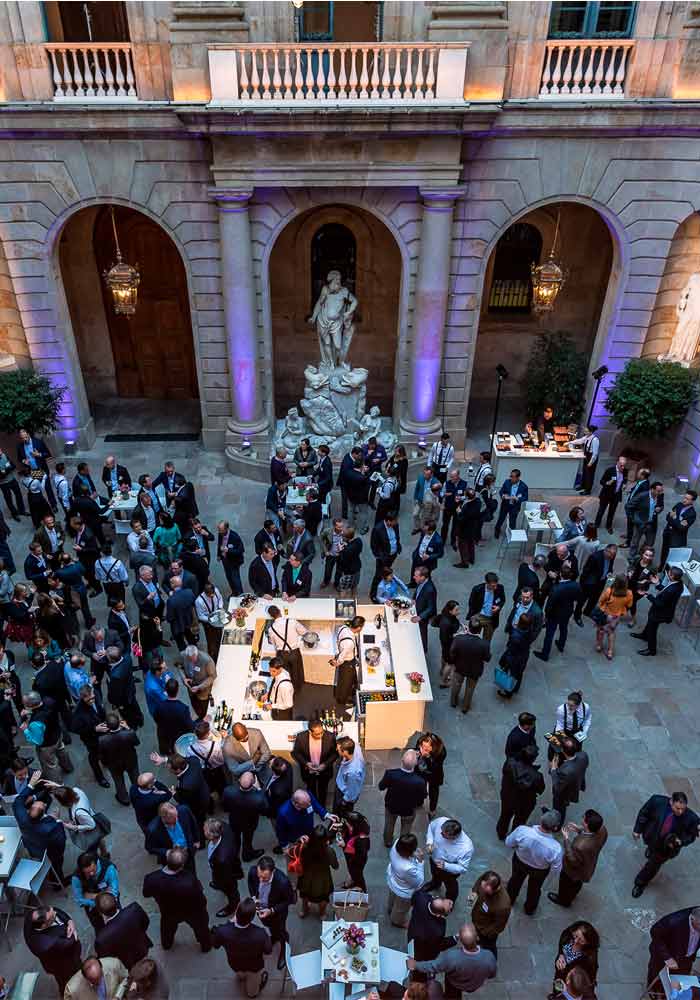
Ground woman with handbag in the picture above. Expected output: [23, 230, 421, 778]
[4, 583, 36, 649]
[593, 573, 632, 660]
[337, 811, 371, 891]
[296, 824, 339, 918]
[495, 613, 532, 699]
[49, 783, 111, 857]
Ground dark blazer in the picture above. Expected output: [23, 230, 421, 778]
[292, 729, 338, 778]
[129, 780, 171, 831]
[71, 472, 97, 499]
[270, 456, 290, 487]
[212, 919, 272, 973]
[217, 529, 245, 568]
[165, 587, 196, 635]
[70, 699, 106, 750]
[634, 794, 700, 848]
[33, 522, 65, 557]
[545, 579, 582, 621]
[411, 532, 445, 572]
[17, 435, 51, 473]
[378, 767, 427, 816]
[599, 464, 627, 501]
[145, 803, 199, 862]
[513, 562, 542, 604]
[142, 866, 208, 922]
[545, 549, 579, 581]
[172, 481, 198, 524]
[337, 537, 362, 576]
[343, 465, 369, 504]
[580, 550, 614, 588]
[664, 502, 697, 546]
[414, 578, 437, 623]
[467, 583, 506, 625]
[32, 661, 68, 706]
[101, 463, 132, 496]
[505, 601, 543, 643]
[132, 580, 165, 620]
[222, 784, 268, 832]
[94, 901, 152, 969]
[281, 561, 312, 598]
[266, 485, 289, 514]
[314, 455, 334, 498]
[107, 609, 132, 646]
[625, 478, 651, 523]
[152, 470, 186, 495]
[254, 527, 282, 555]
[208, 824, 242, 888]
[98, 727, 139, 772]
[498, 478, 528, 506]
[287, 530, 315, 567]
[247, 865, 295, 921]
[371, 521, 402, 560]
[645, 580, 683, 623]
[2, 766, 38, 796]
[81, 629, 124, 664]
[106, 657, 137, 711]
[450, 633, 491, 680]
[13, 787, 66, 860]
[650, 908, 700, 964]
[23, 907, 81, 981]
[407, 889, 450, 960]
[153, 698, 194, 749]
[248, 554, 280, 597]
[182, 550, 209, 594]
[505, 724, 537, 759]
[551, 750, 589, 805]
[265, 763, 294, 817]
[175, 761, 209, 820]
[24, 552, 50, 589]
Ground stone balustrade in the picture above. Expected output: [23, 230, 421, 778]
[45, 44, 138, 100]
[208, 43, 469, 104]
[539, 40, 635, 99]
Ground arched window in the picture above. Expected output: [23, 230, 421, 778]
[311, 223, 357, 307]
[488, 223, 543, 314]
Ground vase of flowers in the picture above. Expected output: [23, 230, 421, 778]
[539, 503, 552, 518]
[234, 609, 247, 629]
[342, 923, 366, 955]
[407, 671, 424, 694]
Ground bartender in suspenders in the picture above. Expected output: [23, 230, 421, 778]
[329, 615, 365, 713]
[264, 656, 294, 720]
[568, 425, 601, 497]
[266, 604, 307, 691]
[429, 433, 455, 484]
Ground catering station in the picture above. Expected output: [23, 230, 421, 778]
[209, 597, 432, 752]
[492, 427, 584, 489]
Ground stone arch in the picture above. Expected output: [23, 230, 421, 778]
[643, 210, 700, 360]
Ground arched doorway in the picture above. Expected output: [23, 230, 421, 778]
[58, 204, 201, 436]
[269, 204, 401, 418]
[467, 202, 614, 434]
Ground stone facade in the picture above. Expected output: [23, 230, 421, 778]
[1, 1, 700, 476]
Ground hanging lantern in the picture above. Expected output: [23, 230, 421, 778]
[531, 209, 565, 314]
[103, 207, 139, 317]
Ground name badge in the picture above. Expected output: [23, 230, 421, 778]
[481, 902, 489, 913]
[306, 806, 313, 814]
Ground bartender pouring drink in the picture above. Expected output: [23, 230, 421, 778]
[329, 615, 365, 713]
[526, 405, 556, 447]
[266, 604, 306, 691]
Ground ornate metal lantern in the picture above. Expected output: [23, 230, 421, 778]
[103, 207, 139, 317]
[531, 210, 565, 314]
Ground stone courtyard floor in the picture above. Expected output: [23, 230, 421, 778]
[3, 435, 700, 1000]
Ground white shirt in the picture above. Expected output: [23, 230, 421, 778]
[555, 701, 591, 739]
[418, 532, 434, 559]
[474, 462, 493, 488]
[195, 588, 224, 623]
[335, 625, 359, 665]
[268, 619, 307, 653]
[687, 915, 700, 957]
[569, 434, 600, 464]
[128, 531, 154, 555]
[426, 817, 474, 875]
[505, 824, 563, 873]
[187, 737, 225, 769]
[386, 843, 425, 899]
[429, 441, 454, 471]
[53, 474, 71, 508]
[268, 669, 294, 710]
[94, 556, 128, 583]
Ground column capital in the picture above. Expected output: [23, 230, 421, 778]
[208, 187, 254, 211]
[419, 186, 467, 210]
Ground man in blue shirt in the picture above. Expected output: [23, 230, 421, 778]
[333, 737, 365, 815]
[494, 469, 528, 539]
[143, 660, 172, 718]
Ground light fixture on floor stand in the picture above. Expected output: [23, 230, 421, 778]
[488, 364, 508, 462]
[587, 364, 609, 426]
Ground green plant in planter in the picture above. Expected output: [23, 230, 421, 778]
[525, 332, 589, 425]
[0, 370, 66, 436]
[604, 358, 698, 439]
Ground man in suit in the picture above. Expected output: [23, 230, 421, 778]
[105, 647, 142, 732]
[496, 744, 545, 841]
[407, 890, 454, 973]
[379, 749, 427, 846]
[223, 722, 272, 783]
[247, 856, 295, 970]
[64, 956, 128, 1000]
[94, 892, 152, 969]
[275, 789, 328, 850]
[631, 565, 684, 656]
[168, 750, 210, 834]
[467, 572, 506, 643]
[17, 428, 56, 508]
[314, 443, 334, 502]
[146, 800, 200, 867]
[412, 565, 437, 653]
[505, 712, 537, 759]
[292, 719, 338, 806]
[441, 468, 467, 550]
[370, 513, 401, 602]
[550, 736, 589, 825]
[129, 771, 171, 834]
[152, 462, 186, 506]
[204, 818, 242, 918]
[628, 480, 665, 562]
[172, 479, 198, 532]
[513, 554, 546, 606]
[264, 757, 294, 847]
[216, 520, 245, 596]
[222, 770, 267, 862]
[212, 897, 271, 998]
[254, 518, 283, 557]
[98, 711, 139, 805]
[494, 468, 528, 539]
[162, 557, 199, 598]
[165, 576, 196, 651]
[248, 543, 281, 598]
[81, 625, 124, 690]
[504, 586, 543, 647]
[622, 466, 651, 547]
[132, 565, 166, 637]
[181, 539, 210, 595]
[449, 617, 491, 713]
[142, 846, 211, 952]
[548, 808, 608, 908]
[647, 907, 700, 991]
[280, 552, 312, 599]
[660, 490, 698, 568]
[285, 518, 315, 565]
[70, 684, 110, 787]
[24, 540, 50, 593]
[411, 520, 445, 577]
[71, 462, 99, 500]
[534, 565, 582, 661]
[33, 512, 64, 566]
[101, 455, 132, 498]
[576, 544, 617, 622]
[152, 677, 194, 754]
[594, 456, 628, 533]
[632, 791, 700, 896]
[24, 906, 81, 994]
[2, 759, 39, 796]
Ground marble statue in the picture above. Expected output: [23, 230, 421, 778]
[660, 273, 700, 366]
[278, 406, 305, 451]
[308, 270, 357, 368]
[351, 405, 397, 452]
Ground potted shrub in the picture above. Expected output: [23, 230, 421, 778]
[604, 358, 698, 439]
[0, 370, 65, 436]
[525, 332, 588, 425]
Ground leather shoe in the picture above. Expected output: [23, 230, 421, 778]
[97, 779, 110, 789]
[216, 905, 235, 918]
[630, 632, 646, 640]
[547, 892, 569, 907]
[638, 649, 655, 656]
[631, 883, 644, 898]
[532, 651, 547, 662]
[555, 641, 565, 653]
[277, 951, 286, 971]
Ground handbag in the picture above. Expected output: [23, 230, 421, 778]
[590, 606, 607, 627]
[332, 888, 370, 922]
[131, 627, 143, 659]
[286, 840, 304, 876]
[494, 665, 517, 693]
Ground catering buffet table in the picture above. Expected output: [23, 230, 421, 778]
[492, 431, 583, 490]
[209, 597, 432, 752]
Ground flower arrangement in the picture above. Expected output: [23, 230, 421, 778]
[539, 503, 552, 517]
[234, 608, 247, 628]
[342, 923, 366, 954]
[407, 671, 424, 693]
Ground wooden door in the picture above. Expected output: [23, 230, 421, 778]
[94, 207, 198, 400]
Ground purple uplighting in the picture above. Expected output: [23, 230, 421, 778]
[412, 355, 442, 423]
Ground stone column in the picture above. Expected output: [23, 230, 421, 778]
[401, 187, 465, 440]
[212, 189, 269, 444]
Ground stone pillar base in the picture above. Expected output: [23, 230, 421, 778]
[53, 415, 96, 454]
[224, 446, 273, 483]
[399, 414, 444, 443]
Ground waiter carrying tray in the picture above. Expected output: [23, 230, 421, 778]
[329, 615, 365, 715]
[266, 605, 306, 691]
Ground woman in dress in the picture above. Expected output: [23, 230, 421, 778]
[627, 545, 656, 628]
[551, 922, 599, 1000]
[297, 824, 339, 919]
[388, 445, 408, 499]
[436, 600, 460, 688]
[338, 811, 370, 891]
[4, 583, 36, 650]
[36, 591, 72, 650]
[21, 465, 52, 528]
[594, 573, 633, 660]
[476, 473, 498, 543]
[415, 731, 447, 817]
[49, 783, 110, 858]
[153, 512, 181, 569]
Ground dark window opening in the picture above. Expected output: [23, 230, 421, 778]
[488, 223, 543, 314]
[549, 1, 636, 38]
[311, 223, 357, 310]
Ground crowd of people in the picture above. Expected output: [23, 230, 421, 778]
[0, 426, 698, 1000]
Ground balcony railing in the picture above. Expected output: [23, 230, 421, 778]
[45, 43, 138, 100]
[208, 43, 469, 104]
[539, 40, 635, 99]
